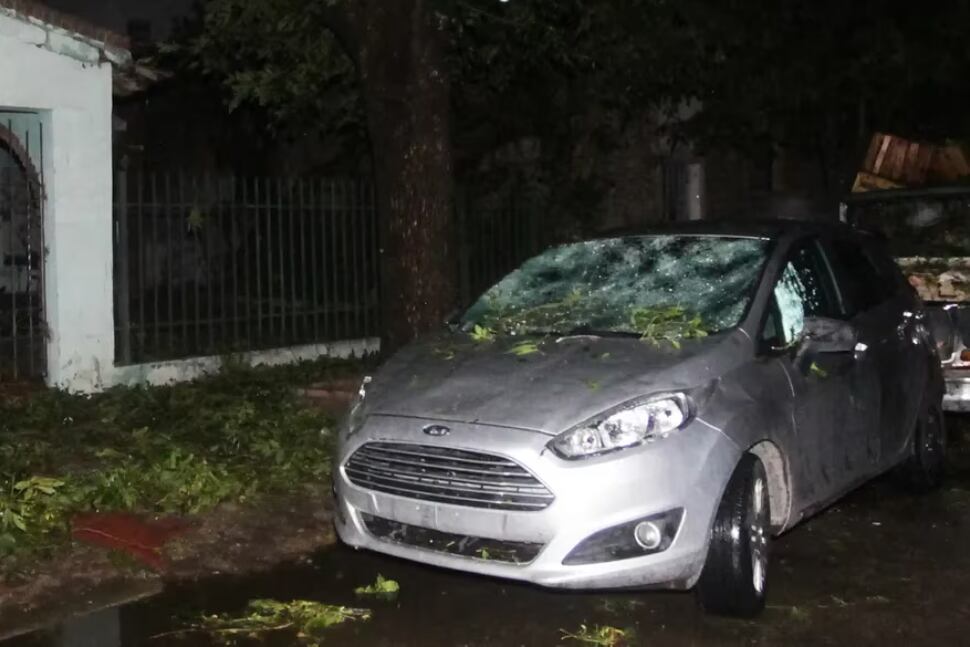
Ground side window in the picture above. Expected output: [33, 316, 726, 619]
[761, 241, 840, 348]
[827, 238, 896, 315]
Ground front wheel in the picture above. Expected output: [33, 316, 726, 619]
[696, 453, 770, 617]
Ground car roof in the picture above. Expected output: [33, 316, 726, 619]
[595, 218, 870, 242]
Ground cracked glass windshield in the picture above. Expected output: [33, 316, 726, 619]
[462, 235, 769, 338]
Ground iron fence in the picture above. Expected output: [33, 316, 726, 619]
[113, 173, 380, 364]
[113, 170, 555, 364]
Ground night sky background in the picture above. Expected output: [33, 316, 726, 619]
[43, 0, 192, 39]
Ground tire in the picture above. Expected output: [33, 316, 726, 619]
[902, 398, 946, 492]
[696, 453, 770, 617]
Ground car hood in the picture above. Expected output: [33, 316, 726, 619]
[364, 329, 750, 435]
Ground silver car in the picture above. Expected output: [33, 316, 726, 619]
[334, 222, 945, 616]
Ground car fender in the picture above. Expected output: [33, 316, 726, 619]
[695, 365, 798, 532]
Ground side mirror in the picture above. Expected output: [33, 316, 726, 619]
[799, 316, 858, 356]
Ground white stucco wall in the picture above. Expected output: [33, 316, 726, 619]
[0, 10, 117, 391]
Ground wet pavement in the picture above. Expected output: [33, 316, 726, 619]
[10, 420, 970, 646]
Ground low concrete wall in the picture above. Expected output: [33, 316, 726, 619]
[110, 337, 380, 388]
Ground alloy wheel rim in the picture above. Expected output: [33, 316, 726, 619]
[750, 476, 769, 594]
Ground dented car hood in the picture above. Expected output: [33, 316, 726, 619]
[364, 329, 748, 435]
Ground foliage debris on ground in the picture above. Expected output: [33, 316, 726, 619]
[175, 599, 371, 646]
[560, 623, 632, 646]
[354, 573, 400, 600]
[0, 358, 364, 578]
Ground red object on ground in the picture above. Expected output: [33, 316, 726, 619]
[71, 512, 190, 570]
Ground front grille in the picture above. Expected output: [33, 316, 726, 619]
[344, 442, 554, 511]
[361, 513, 543, 564]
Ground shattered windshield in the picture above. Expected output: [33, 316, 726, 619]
[462, 235, 769, 338]
[847, 194, 970, 258]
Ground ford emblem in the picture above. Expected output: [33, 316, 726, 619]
[423, 424, 451, 437]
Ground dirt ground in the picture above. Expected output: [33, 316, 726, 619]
[0, 487, 336, 641]
[10, 418, 970, 646]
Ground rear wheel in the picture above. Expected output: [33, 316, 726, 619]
[902, 399, 946, 492]
[696, 453, 770, 617]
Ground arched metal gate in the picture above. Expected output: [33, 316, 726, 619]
[0, 116, 45, 380]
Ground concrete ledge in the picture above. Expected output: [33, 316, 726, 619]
[0, 1, 131, 63]
[0, 578, 162, 642]
[108, 337, 380, 389]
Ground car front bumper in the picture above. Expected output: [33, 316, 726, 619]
[944, 370, 970, 412]
[334, 415, 740, 590]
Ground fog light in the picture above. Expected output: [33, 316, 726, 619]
[633, 521, 662, 550]
[563, 508, 683, 565]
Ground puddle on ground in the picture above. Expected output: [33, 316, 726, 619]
[9, 423, 970, 646]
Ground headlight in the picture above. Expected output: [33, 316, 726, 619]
[549, 394, 691, 459]
[346, 376, 372, 435]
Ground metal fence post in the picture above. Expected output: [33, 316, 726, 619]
[114, 167, 132, 365]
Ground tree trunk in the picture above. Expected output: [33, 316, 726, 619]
[351, 0, 457, 354]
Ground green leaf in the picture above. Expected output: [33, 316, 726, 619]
[32, 478, 65, 495]
[507, 341, 540, 356]
[354, 574, 400, 598]
[11, 512, 27, 533]
[470, 325, 495, 343]
[809, 362, 828, 379]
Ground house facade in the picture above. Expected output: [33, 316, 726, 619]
[0, 0, 127, 390]
[0, 1, 374, 392]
